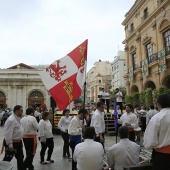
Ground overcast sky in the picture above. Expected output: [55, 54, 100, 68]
[0, 0, 135, 71]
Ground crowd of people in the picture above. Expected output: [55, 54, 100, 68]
[0, 93, 170, 170]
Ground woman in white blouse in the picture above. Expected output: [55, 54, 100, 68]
[58, 109, 72, 159]
[39, 111, 54, 164]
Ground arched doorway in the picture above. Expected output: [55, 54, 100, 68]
[28, 91, 44, 109]
[144, 80, 156, 90]
[162, 75, 170, 88]
[131, 85, 139, 93]
[0, 91, 6, 109]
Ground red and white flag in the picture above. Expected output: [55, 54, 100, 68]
[39, 39, 88, 110]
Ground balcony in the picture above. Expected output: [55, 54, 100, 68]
[148, 53, 158, 64]
[165, 45, 170, 56]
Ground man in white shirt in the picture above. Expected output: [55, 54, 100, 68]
[115, 88, 123, 112]
[105, 90, 110, 113]
[144, 94, 170, 170]
[68, 108, 86, 170]
[90, 102, 105, 147]
[73, 127, 104, 170]
[3, 105, 26, 170]
[21, 107, 39, 170]
[34, 107, 41, 123]
[106, 126, 140, 170]
[118, 104, 138, 142]
[99, 88, 105, 104]
[146, 104, 158, 125]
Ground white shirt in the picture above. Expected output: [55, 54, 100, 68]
[99, 91, 105, 99]
[118, 112, 138, 129]
[34, 111, 41, 118]
[21, 115, 39, 135]
[146, 109, 158, 124]
[68, 116, 82, 136]
[144, 108, 170, 150]
[73, 139, 104, 170]
[39, 119, 53, 141]
[4, 113, 24, 147]
[90, 109, 105, 136]
[105, 92, 110, 99]
[140, 109, 147, 117]
[106, 138, 140, 170]
[58, 116, 72, 132]
[116, 91, 123, 102]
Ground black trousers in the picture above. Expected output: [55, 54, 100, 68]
[129, 131, 135, 142]
[3, 140, 26, 170]
[152, 150, 170, 170]
[61, 132, 70, 156]
[100, 99, 105, 104]
[94, 133, 105, 150]
[106, 99, 110, 113]
[23, 138, 35, 170]
[141, 117, 146, 132]
[40, 137, 54, 162]
[69, 140, 77, 170]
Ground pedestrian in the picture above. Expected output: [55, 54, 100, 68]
[58, 109, 72, 159]
[34, 107, 41, 123]
[139, 106, 147, 133]
[106, 126, 140, 170]
[39, 111, 54, 164]
[73, 127, 104, 170]
[118, 104, 138, 142]
[3, 105, 26, 170]
[21, 107, 39, 170]
[68, 108, 86, 170]
[99, 88, 106, 104]
[146, 104, 158, 125]
[90, 101, 105, 147]
[105, 90, 110, 113]
[115, 88, 123, 112]
[2, 110, 9, 125]
[144, 94, 170, 170]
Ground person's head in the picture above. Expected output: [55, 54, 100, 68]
[117, 105, 120, 110]
[141, 106, 146, 110]
[42, 111, 51, 120]
[119, 126, 129, 139]
[149, 105, 154, 110]
[135, 105, 140, 110]
[36, 107, 39, 111]
[63, 109, 70, 117]
[115, 88, 119, 92]
[26, 107, 34, 115]
[13, 105, 23, 117]
[77, 108, 88, 120]
[125, 104, 133, 113]
[101, 88, 104, 92]
[97, 101, 105, 112]
[157, 94, 170, 111]
[84, 127, 95, 140]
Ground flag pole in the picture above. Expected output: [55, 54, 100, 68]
[82, 39, 88, 124]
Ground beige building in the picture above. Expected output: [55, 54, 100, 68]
[122, 0, 170, 94]
[0, 63, 51, 110]
[86, 60, 112, 103]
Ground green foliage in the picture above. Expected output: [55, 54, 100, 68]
[152, 89, 159, 106]
[145, 88, 153, 108]
[139, 90, 146, 106]
[74, 98, 82, 104]
[131, 92, 140, 106]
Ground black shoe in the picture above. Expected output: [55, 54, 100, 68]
[47, 159, 54, 163]
[40, 161, 47, 165]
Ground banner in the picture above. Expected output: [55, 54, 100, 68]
[142, 59, 149, 77]
[128, 67, 133, 82]
[40, 39, 88, 110]
[158, 49, 167, 72]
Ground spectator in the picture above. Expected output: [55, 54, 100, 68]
[146, 104, 158, 125]
[106, 126, 140, 170]
[144, 94, 170, 170]
[73, 127, 104, 170]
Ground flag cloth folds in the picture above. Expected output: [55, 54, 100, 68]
[113, 97, 118, 132]
[39, 39, 88, 110]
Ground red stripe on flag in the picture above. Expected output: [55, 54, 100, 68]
[49, 74, 81, 110]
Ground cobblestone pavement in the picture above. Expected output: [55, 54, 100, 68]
[0, 126, 117, 170]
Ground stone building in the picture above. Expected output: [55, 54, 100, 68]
[0, 63, 51, 110]
[86, 60, 112, 103]
[122, 0, 170, 94]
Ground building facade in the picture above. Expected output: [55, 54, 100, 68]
[111, 51, 127, 90]
[86, 60, 112, 103]
[122, 0, 170, 94]
[0, 63, 51, 110]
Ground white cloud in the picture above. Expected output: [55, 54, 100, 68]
[0, 0, 135, 70]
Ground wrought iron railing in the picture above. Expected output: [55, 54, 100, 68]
[148, 53, 158, 64]
[165, 45, 170, 56]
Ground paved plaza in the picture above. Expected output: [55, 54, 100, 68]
[0, 126, 117, 170]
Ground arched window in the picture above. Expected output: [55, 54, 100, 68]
[0, 91, 6, 98]
[29, 91, 43, 98]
